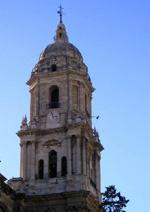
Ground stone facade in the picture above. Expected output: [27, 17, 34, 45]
[0, 16, 103, 212]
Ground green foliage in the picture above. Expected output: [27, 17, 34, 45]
[100, 185, 129, 212]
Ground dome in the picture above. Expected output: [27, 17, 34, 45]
[39, 41, 83, 62]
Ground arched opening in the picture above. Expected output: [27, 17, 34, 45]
[49, 86, 59, 108]
[49, 150, 57, 178]
[38, 159, 44, 179]
[51, 64, 57, 72]
[61, 156, 67, 176]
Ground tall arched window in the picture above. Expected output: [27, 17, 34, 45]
[38, 159, 44, 179]
[49, 86, 59, 108]
[49, 150, 57, 178]
[61, 156, 67, 176]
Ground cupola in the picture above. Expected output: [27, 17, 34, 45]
[54, 23, 68, 43]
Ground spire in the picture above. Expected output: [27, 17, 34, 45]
[54, 5, 68, 43]
[57, 5, 63, 24]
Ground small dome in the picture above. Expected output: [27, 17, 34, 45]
[39, 41, 83, 61]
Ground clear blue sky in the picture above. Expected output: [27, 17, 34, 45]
[0, 1, 149, 211]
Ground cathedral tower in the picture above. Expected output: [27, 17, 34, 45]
[6, 9, 103, 212]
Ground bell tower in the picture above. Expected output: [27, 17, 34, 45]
[8, 9, 104, 212]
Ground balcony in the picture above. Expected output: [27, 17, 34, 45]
[46, 102, 60, 109]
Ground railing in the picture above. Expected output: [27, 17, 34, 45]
[90, 178, 96, 189]
[46, 102, 60, 109]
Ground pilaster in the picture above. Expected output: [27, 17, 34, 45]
[95, 153, 99, 190]
[31, 141, 35, 180]
[77, 135, 81, 174]
[57, 149, 61, 177]
[83, 137, 87, 175]
[44, 147, 48, 179]
[67, 136, 71, 175]
[23, 142, 27, 180]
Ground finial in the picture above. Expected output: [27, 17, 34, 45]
[22, 115, 27, 126]
[57, 5, 64, 24]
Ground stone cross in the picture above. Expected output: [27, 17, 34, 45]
[57, 5, 64, 24]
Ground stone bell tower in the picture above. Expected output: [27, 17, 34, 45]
[8, 8, 104, 212]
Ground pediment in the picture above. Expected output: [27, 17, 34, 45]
[43, 139, 61, 146]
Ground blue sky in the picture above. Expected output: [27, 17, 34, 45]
[0, 0, 150, 211]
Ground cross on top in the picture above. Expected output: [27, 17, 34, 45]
[57, 5, 64, 24]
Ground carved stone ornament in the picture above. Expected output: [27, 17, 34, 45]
[21, 115, 27, 126]
[43, 139, 61, 146]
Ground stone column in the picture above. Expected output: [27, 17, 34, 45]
[95, 153, 99, 190]
[77, 136, 81, 174]
[79, 83, 84, 111]
[98, 156, 101, 192]
[20, 143, 23, 178]
[83, 137, 87, 175]
[35, 79, 40, 117]
[87, 146, 91, 178]
[57, 149, 61, 177]
[31, 141, 35, 180]
[78, 82, 80, 111]
[68, 78, 72, 111]
[44, 147, 48, 179]
[23, 142, 27, 180]
[67, 136, 71, 175]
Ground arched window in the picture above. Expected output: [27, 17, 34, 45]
[38, 159, 44, 179]
[51, 64, 57, 72]
[49, 150, 57, 178]
[49, 86, 59, 108]
[61, 156, 67, 176]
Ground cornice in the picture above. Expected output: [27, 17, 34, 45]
[93, 142, 104, 152]
[17, 122, 103, 151]
[17, 126, 67, 137]
[27, 70, 94, 92]
[17, 122, 92, 137]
